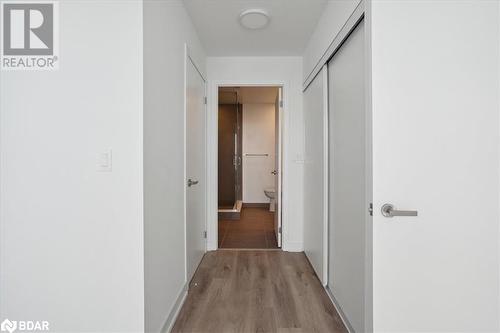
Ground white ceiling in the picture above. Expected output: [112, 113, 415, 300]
[183, 0, 327, 56]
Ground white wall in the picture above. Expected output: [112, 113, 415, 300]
[302, 0, 361, 83]
[0, 2, 144, 332]
[207, 57, 304, 252]
[303, 69, 327, 284]
[242, 103, 276, 203]
[371, 1, 500, 331]
[143, 1, 206, 332]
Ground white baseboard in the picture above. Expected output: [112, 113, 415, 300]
[160, 282, 188, 333]
[325, 286, 355, 333]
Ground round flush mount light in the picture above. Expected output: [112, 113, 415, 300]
[239, 9, 270, 30]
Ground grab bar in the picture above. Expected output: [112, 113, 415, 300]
[244, 153, 269, 157]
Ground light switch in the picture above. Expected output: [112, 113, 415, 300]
[97, 149, 112, 172]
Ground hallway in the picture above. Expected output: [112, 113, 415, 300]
[171, 250, 347, 333]
[2, 1, 499, 332]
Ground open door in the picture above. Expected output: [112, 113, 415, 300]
[274, 88, 282, 247]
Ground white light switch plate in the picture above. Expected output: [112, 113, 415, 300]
[97, 149, 112, 172]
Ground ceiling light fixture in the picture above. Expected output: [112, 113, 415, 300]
[239, 9, 270, 30]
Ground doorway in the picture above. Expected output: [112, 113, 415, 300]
[217, 86, 282, 249]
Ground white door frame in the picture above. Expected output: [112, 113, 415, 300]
[206, 81, 288, 251]
[184, 44, 207, 283]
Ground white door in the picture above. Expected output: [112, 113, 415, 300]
[186, 56, 206, 282]
[303, 69, 328, 285]
[328, 20, 367, 333]
[371, 2, 499, 331]
[274, 88, 282, 247]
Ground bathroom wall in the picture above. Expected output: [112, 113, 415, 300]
[242, 103, 276, 203]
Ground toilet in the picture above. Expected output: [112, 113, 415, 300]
[264, 188, 276, 212]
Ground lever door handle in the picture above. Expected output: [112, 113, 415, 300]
[187, 179, 199, 187]
[381, 204, 417, 217]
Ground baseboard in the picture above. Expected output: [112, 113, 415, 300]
[325, 286, 355, 333]
[283, 241, 303, 252]
[160, 282, 188, 333]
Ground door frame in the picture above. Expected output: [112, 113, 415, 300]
[184, 44, 207, 283]
[206, 81, 287, 250]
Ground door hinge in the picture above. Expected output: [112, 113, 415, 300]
[278, 226, 282, 233]
[368, 203, 373, 216]
[203, 231, 207, 239]
[204, 97, 207, 104]
[279, 100, 283, 108]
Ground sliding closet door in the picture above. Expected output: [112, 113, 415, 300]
[303, 67, 327, 284]
[328, 20, 367, 333]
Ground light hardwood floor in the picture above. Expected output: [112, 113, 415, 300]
[171, 250, 347, 333]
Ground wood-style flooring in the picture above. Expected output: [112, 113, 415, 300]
[218, 207, 278, 249]
[171, 250, 347, 333]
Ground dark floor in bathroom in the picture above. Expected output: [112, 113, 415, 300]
[218, 207, 279, 249]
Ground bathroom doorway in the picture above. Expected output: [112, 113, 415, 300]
[217, 86, 282, 249]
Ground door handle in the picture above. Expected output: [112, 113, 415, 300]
[187, 179, 199, 187]
[381, 204, 417, 217]
[271, 170, 277, 175]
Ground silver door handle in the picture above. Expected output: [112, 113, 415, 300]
[187, 179, 199, 187]
[381, 204, 417, 217]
